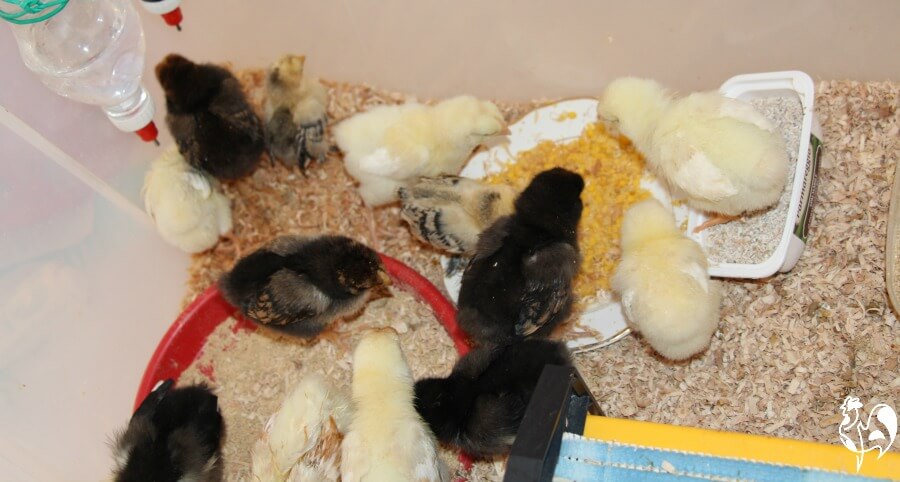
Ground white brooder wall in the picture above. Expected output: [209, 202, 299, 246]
[0, 26, 189, 482]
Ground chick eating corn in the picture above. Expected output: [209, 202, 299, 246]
[485, 122, 650, 305]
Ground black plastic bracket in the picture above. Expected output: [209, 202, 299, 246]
[503, 365, 602, 482]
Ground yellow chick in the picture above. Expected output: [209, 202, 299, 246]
[250, 374, 351, 482]
[264, 54, 330, 171]
[333, 95, 508, 206]
[142, 147, 232, 253]
[611, 199, 721, 360]
[598, 77, 788, 231]
[341, 328, 449, 482]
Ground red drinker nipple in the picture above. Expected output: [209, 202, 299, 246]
[162, 7, 182, 30]
[136, 121, 159, 145]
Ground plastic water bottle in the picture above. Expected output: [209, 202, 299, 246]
[2, 0, 159, 143]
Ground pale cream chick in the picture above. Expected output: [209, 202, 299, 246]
[341, 328, 449, 482]
[142, 147, 232, 253]
[598, 77, 788, 231]
[334, 95, 508, 206]
[612, 199, 721, 360]
[250, 374, 351, 482]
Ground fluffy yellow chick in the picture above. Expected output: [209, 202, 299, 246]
[611, 199, 721, 360]
[598, 77, 788, 231]
[250, 374, 351, 482]
[341, 328, 449, 482]
[142, 147, 232, 253]
[334, 95, 508, 206]
[264, 54, 330, 170]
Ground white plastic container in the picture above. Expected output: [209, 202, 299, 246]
[680, 71, 823, 278]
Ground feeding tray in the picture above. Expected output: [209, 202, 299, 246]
[133, 253, 468, 409]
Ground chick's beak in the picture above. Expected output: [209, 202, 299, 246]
[597, 111, 618, 124]
[377, 268, 392, 286]
[484, 122, 511, 144]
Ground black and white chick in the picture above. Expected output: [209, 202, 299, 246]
[398, 175, 516, 255]
[414, 339, 572, 457]
[456, 167, 584, 346]
[264, 54, 329, 172]
[110, 380, 224, 482]
[218, 235, 390, 338]
[156, 53, 265, 180]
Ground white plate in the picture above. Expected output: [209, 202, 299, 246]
[440, 98, 675, 349]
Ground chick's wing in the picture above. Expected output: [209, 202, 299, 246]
[516, 242, 579, 336]
[662, 142, 737, 202]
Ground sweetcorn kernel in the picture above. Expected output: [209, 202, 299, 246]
[485, 123, 649, 305]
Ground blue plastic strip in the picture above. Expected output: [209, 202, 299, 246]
[553, 434, 893, 482]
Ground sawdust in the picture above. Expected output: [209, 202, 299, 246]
[179, 74, 899, 481]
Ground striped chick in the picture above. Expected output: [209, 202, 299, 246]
[398, 175, 516, 254]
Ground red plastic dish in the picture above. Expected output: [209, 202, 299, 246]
[133, 253, 471, 408]
[133, 253, 477, 475]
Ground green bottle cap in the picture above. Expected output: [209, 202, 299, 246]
[1, 0, 69, 25]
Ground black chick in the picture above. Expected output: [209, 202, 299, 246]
[218, 235, 390, 338]
[414, 339, 572, 457]
[156, 53, 264, 180]
[456, 167, 584, 346]
[110, 380, 224, 482]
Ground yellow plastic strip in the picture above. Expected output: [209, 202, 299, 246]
[583, 416, 900, 479]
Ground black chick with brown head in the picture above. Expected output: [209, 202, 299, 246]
[156, 54, 264, 180]
[414, 339, 572, 458]
[110, 380, 224, 482]
[218, 235, 390, 338]
[456, 167, 584, 346]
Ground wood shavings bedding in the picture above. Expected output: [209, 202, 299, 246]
[179, 74, 898, 481]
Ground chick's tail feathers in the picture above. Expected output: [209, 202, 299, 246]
[219, 250, 287, 306]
